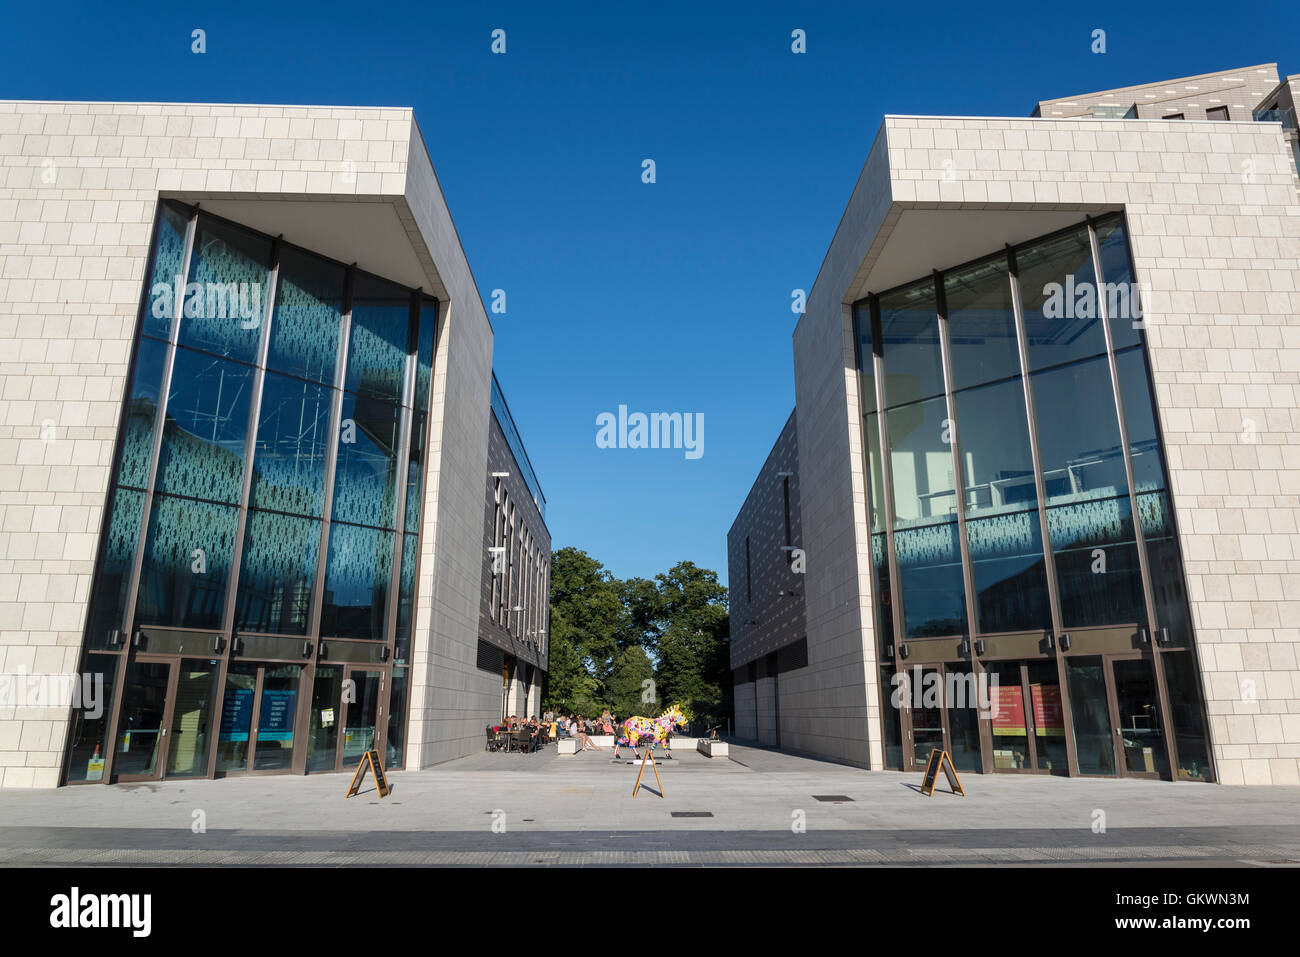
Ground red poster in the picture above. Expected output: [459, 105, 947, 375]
[1031, 683, 1065, 737]
[991, 685, 1025, 736]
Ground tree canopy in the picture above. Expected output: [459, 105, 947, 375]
[543, 547, 731, 729]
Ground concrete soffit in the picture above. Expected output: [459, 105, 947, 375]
[170, 118, 453, 299]
[813, 121, 1122, 307]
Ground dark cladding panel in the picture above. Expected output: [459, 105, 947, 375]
[726, 410, 805, 670]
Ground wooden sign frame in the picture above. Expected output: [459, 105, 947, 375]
[919, 748, 965, 797]
[345, 747, 391, 799]
[631, 747, 664, 799]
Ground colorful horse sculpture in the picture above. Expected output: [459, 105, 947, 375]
[615, 704, 687, 759]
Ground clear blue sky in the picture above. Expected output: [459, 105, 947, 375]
[3, 1, 1294, 585]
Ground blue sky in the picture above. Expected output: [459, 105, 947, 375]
[2, 0, 1295, 585]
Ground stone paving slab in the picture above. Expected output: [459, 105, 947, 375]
[0, 744, 1297, 866]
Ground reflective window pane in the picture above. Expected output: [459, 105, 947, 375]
[954, 378, 1050, 633]
[887, 396, 955, 525]
[235, 510, 321, 635]
[1031, 355, 1128, 507]
[1113, 658, 1169, 776]
[880, 665, 903, 769]
[854, 302, 876, 415]
[117, 335, 169, 489]
[895, 518, 966, 638]
[268, 246, 345, 386]
[332, 393, 401, 529]
[1162, 650, 1213, 781]
[394, 532, 417, 651]
[404, 412, 426, 531]
[865, 412, 886, 533]
[1115, 346, 1189, 638]
[135, 494, 239, 630]
[412, 299, 438, 412]
[1115, 347, 1162, 493]
[320, 522, 394, 640]
[249, 371, 332, 517]
[1048, 495, 1145, 627]
[65, 652, 120, 782]
[387, 666, 409, 769]
[1017, 226, 1107, 370]
[945, 257, 1020, 391]
[85, 488, 145, 649]
[179, 217, 271, 364]
[1094, 217, 1142, 351]
[346, 274, 409, 403]
[143, 201, 190, 340]
[154, 348, 255, 504]
[879, 279, 943, 406]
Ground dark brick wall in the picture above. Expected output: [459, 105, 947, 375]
[727, 410, 805, 671]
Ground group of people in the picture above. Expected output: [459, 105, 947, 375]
[492, 709, 628, 756]
[547, 709, 621, 753]
[492, 715, 549, 752]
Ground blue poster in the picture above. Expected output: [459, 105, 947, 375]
[257, 689, 297, 742]
[219, 687, 253, 742]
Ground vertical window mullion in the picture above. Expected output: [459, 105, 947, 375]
[871, 295, 907, 655]
[382, 291, 420, 656]
[934, 270, 980, 646]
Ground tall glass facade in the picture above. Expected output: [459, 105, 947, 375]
[63, 201, 438, 785]
[856, 214, 1212, 781]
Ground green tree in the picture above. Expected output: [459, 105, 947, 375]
[543, 606, 598, 713]
[544, 547, 625, 708]
[607, 645, 656, 719]
[651, 561, 730, 726]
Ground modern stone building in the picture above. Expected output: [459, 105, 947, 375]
[729, 64, 1300, 785]
[0, 100, 549, 787]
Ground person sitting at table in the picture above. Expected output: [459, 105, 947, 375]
[572, 714, 600, 751]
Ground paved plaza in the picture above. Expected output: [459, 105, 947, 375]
[1, 744, 1298, 866]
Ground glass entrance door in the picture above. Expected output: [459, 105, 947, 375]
[983, 660, 1068, 774]
[906, 666, 946, 769]
[165, 658, 220, 778]
[215, 661, 304, 775]
[307, 664, 344, 772]
[340, 666, 385, 767]
[113, 658, 174, 781]
[1107, 656, 1169, 778]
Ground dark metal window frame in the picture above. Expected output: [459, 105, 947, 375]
[63, 199, 440, 785]
[852, 212, 1212, 781]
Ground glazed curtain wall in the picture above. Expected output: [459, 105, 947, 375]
[67, 201, 437, 780]
[854, 214, 1208, 775]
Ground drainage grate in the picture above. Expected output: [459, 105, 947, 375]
[812, 795, 854, 803]
[670, 811, 714, 818]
